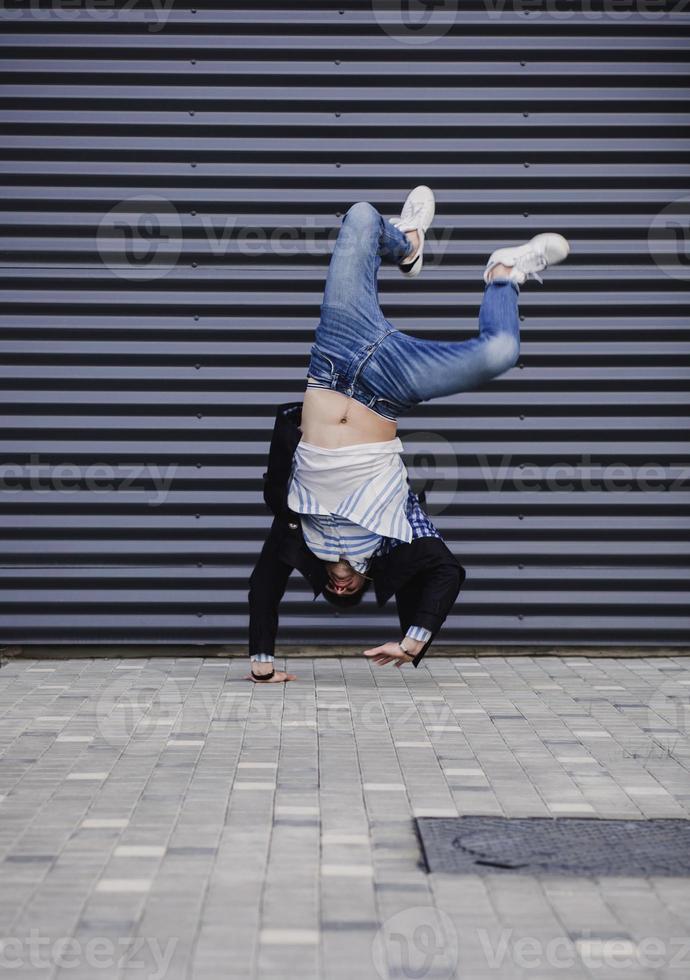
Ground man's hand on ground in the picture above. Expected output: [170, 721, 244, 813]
[246, 668, 297, 683]
[363, 642, 417, 668]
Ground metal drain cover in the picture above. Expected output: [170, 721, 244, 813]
[416, 817, 690, 876]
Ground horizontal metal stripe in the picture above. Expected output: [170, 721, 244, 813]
[0, 325, 672, 344]
[0, 240, 681, 258]
[3, 111, 689, 126]
[0, 460, 687, 475]
[0, 524, 690, 540]
[2, 513, 689, 529]
[0, 371, 687, 386]
[0, 253, 679, 268]
[0, 615, 688, 631]
[3, 340, 687, 354]
[0, 249, 681, 263]
[0, 224, 679, 241]
[0, 214, 682, 234]
[3, 85, 686, 102]
[1, 389, 685, 405]
[2, 438, 687, 452]
[0, 406, 690, 422]
[4, 640, 683, 647]
[0, 380, 688, 400]
[3, 11, 688, 30]
[2, 163, 690, 178]
[1, 419, 686, 437]
[3, 33, 686, 52]
[0, 458, 686, 475]
[1, 42, 687, 59]
[2, 591, 688, 608]
[4, 136, 690, 150]
[0, 309, 685, 325]
[2, 15, 688, 32]
[0, 275, 685, 291]
[1, 490, 687, 506]
[1, 540, 686, 556]
[2, 564, 687, 582]
[15, 267, 652, 281]
[1, 466, 688, 484]
[0, 310, 684, 325]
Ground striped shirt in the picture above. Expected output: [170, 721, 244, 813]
[377, 489, 441, 557]
[287, 437, 412, 572]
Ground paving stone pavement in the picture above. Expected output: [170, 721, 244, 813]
[0, 654, 688, 980]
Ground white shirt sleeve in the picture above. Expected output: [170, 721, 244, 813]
[405, 625, 432, 644]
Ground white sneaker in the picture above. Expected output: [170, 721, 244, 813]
[483, 232, 570, 285]
[390, 184, 435, 278]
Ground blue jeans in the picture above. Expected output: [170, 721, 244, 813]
[307, 201, 521, 421]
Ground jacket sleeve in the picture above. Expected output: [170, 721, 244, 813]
[394, 545, 465, 667]
[262, 404, 301, 518]
[248, 521, 294, 657]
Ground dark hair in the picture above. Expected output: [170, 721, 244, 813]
[322, 576, 372, 609]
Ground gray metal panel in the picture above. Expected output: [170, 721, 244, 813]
[1, 1, 688, 646]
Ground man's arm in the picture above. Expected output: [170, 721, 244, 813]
[365, 541, 464, 670]
[394, 544, 465, 667]
[248, 521, 294, 659]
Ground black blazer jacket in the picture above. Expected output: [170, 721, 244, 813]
[248, 402, 465, 667]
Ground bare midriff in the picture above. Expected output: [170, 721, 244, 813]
[300, 380, 397, 448]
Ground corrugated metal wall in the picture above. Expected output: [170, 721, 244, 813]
[1, 1, 689, 647]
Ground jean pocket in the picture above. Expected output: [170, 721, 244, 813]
[307, 345, 336, 384]
[372, 396, 402, 421]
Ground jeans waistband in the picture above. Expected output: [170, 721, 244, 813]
[305, 376, 402, 422]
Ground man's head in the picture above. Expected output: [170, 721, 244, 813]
[322, 559, 371, 608]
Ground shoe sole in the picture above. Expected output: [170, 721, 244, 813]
[400, 252, 423, 277]
[397, 187, 434, 278]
